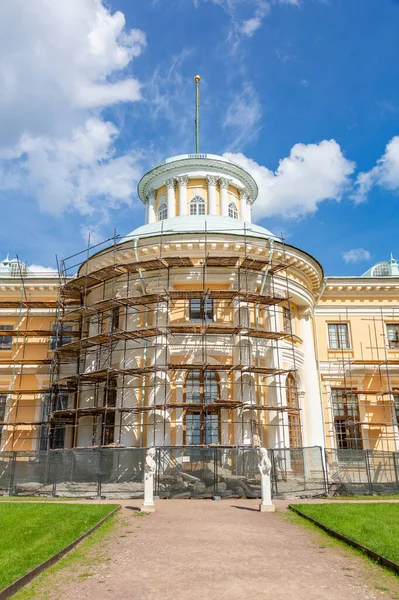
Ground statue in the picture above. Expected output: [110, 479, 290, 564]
[258, 447, 272, 477]
[145, 446, 156, 479]
[258, 447, 275, 513]
[142, 446, 156, 512]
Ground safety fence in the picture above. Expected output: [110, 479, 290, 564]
[326, 449, 399, 495]
[155, 446, 326, 499]
[0, 445, 326, 499]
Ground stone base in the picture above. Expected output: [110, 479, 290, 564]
[259, 503, 275, 513]
[141, 503, 155, 513]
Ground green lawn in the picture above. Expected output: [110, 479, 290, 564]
[291, 503, 399, 564]
[0, 503, 118, 591]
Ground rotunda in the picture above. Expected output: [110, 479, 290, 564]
[50, 153, 325, 455]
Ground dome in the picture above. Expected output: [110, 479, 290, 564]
[120, 215, 280, 244]
[0, 256, 29, 278]
[362, 255, 399, 277]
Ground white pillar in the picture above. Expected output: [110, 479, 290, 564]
[298, 309, 325, 448]
[207, 175, 217, 215]
[240, 189, 249, 222]
[177, 175, 189, 216]
[147, 189, 156, 224]
[165, 178, 175, 219]
[259, 448, 275, 512]
[142, 447, 156, 512]
[219, 178, 229, 217]
[246, 201, 252, 223]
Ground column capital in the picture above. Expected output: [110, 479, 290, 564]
[206, 175, 218, 186]
[219, 177, 230, 190]
[165, 178, 175, 190]
[176, 175, 189, 186]
[239, 188, 250, 201]
[146, 188, 156, 202]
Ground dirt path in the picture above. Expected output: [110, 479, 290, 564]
[20, 499, 399, 600]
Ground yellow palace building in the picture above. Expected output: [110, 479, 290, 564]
[1, 152, 399, 463]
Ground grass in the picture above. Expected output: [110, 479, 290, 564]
[12, 510, 119, 600]
[0, 496, 81, 502]
[0, 502, 118, 591]
[291, 503, 399, 564]
[329, 494, 399, 501]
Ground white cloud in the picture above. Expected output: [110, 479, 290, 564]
[225, 140, 355, 219]
[0, 0, 146, 217]
[28, 264, 58, 274]
[223, 84, 262, 149]
[353, 136, 399, 203]
[241, 2, 270, 36]
[342, 248, 371, 264]
[193, 0, 284, 45]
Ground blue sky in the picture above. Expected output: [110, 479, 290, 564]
[0, 0, 398, 276]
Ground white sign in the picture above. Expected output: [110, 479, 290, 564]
[182, 456, 191, 463]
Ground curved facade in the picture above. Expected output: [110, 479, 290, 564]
[50, 154, 325, 453]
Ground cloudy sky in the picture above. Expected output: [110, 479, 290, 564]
[0, 0, 398, 275]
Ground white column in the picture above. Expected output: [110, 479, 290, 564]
[240, 189, 249, 222]
[177, 175, 189, 216]
[165, 178, 175, 219]
[142, 447, 156, 512]
[219, 178, 229, 217]
[259, 449, 275, 512]
[246, 201, 252, 223]
[147, 189, 156, 224]
[207, 175, 218, 215]
[298, 309, 325, 448]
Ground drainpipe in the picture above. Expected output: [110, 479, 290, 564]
[133, 237, 147, 448]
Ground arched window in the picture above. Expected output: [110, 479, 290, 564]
[286, 373, 299, 409]
[158, 202, 167, 221]
[228, 201, 238, 219]
[184, 370, 220, 445]
[286, 372, 302, 451]
[190, 196, 206, 216]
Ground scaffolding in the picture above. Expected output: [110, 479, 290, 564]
[47, 223, 304, 454]
[319, 302, 399, 493]
[0, 276, 61, 452]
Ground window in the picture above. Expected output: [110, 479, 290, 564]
[50, 424, 66, 449]
[328, 323, 350, 349]
[0, 325, 13, 350]
[228, 202, 238, 219]
[189, 196, 206, 216]
[110, 307, 120, 332]
[286, 373, 303, 453]
[387, 324, 399, 349]
[184, 370, 220, 445]
[283, 307, 291, 334]
[189, 298, 213, 322]
[158, 202, 168, 221]
[331, 389, 363, 451]
[39, 394, 51, 451]
[394, 392, 399, 427]
[0, 394, 6, 422]
[50, 324, 73, 350]
[102, 379, 116, 445]
[52, 389, 70, 411]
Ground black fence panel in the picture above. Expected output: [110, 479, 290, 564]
[326, 449, 399, 495]
[0, 445, 326, 499]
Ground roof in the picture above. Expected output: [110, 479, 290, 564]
[362, 255, 399, 277]
[137, 154, 259, 205]
[120, 215, 281, 244]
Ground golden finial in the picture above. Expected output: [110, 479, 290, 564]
[194, 75, 200, 82]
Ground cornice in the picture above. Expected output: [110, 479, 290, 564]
[138, 157, 258, 205]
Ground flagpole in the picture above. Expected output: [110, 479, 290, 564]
[194, 75, 200, 154]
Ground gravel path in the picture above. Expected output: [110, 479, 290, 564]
[25, 499, 397, 600]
